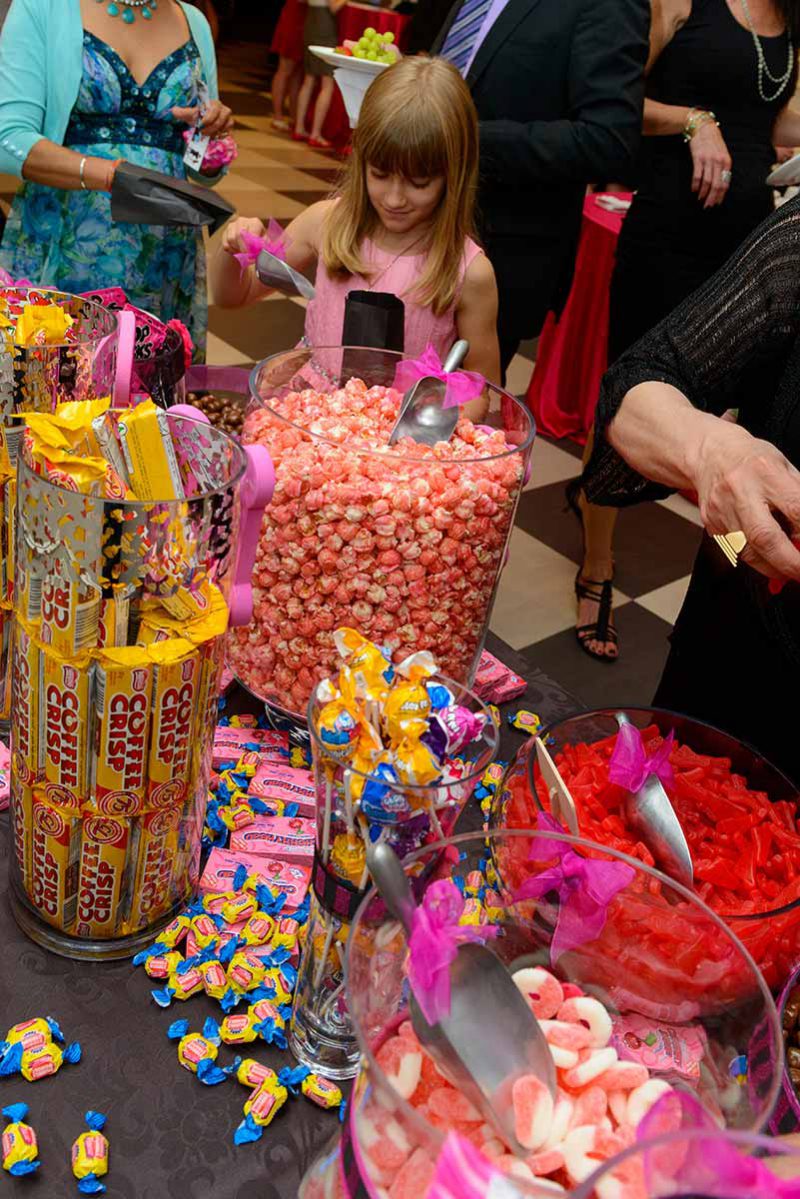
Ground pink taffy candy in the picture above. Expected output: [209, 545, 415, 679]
[212, 726, 289, 770]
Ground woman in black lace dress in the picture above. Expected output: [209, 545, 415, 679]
[584, 197, 800, 781]
[572, 0, 800, 663]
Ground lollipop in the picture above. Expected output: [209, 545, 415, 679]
[383, 651, 437, 743]
[423, 705, 487, 759]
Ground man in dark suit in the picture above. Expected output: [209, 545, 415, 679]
[432, 0, 650, 374]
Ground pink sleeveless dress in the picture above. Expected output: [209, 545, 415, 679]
[304, 236, 483, 358]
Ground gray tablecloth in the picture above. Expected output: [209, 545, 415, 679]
[0, 647, 581, 1197]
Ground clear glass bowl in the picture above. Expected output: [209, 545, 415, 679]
[494, 707, 800, 991]
[300, 828, 782, 1198]
[228, 345, 535, 718]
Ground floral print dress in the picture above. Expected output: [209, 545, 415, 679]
[0, 32, 208, 352]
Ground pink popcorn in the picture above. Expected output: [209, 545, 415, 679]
[229, 379, 527, 716]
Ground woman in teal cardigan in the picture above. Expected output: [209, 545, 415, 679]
[0, 0, 233, 350]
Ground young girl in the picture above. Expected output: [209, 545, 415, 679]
[211, 55, 500, 381]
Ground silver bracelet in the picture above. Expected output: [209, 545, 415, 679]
[79, 156, 88, 190]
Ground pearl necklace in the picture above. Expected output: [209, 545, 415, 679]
[738, 0, 795, 103]
[97, 0, 158, 24]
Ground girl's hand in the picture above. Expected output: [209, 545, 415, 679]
[221, 216, 267, 257]
[172, 99, 234, 138]
[693, 418, 800, 581]
[689, 120, 732, 208]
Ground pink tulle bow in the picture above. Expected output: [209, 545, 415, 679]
[233, 220, 287, 274]
[393, 343, 485, 411]
[407, 879, 498, 1025]
[181, 131, 238, 172]
[608, 723, 675, 794]
[428, 1132, 527, 1199]
[638, 1091, 800, 1198]
[514, 812, 635, 963]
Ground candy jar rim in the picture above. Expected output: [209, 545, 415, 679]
[247, 345, 536, 465]
[0, 285, 119, 347]
[572, 1126, 800, 1199]
[345, 826, 782, 1161]
[525, 705, 800, 922]
[16, 412, 248, 506]
[306, 671, 500, 793]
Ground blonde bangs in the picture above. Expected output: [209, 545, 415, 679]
[323, 57, 479, 317]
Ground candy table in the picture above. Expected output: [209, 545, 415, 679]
[322, 5, 411, 151]
[527, 193, 631, 445]
[0, 637, 578, 1197]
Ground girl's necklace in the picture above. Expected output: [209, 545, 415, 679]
[97, 0, 158, 24]
[366, 230, 430, 291]
[738, 0, 794, 103]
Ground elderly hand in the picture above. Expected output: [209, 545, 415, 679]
[694, 417, 800, 581]
[221, 215, 267, 257]
[172, 98, 234, 139]
[689, 120, 733, 209]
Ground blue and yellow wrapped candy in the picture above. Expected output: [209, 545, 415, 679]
[2, 1103, 40, 1176]
[71, 1111, 108, 1194]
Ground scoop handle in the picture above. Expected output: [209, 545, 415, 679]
[443, 340, 469, 373]
[366, 841, 417, 936]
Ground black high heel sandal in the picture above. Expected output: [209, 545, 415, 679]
[565, 478, 619, 662]
[574, 570, 619, 662]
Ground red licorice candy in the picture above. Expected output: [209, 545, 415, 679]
[502, 726, 800, 989]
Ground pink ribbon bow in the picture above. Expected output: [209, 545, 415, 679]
[638, 1091, 800, 1198]
[393, 344, 485, 411]
[428, 1132, 527, 1199]
[608, 723, 675, 794]
[514, 813, 635, 964]
[233, 220, 287, 274]
[407, 880, 498, 1025]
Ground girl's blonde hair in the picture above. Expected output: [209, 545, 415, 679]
[322, 56, 479, 317]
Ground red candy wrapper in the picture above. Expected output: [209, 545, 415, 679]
[230, 815, 315, 864]
[473, 649, 527, 704]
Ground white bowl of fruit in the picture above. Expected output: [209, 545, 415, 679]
[311, 30, 400, 127]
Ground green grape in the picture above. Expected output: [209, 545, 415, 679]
[353, 47, 367, 57]
[383, 30, 395, 42]
[366, 49, 378, 59]
[363, 26, 376, 37]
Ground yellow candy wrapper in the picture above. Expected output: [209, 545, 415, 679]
[15, 303, 73, 346]
[71, 1111, 108, 1192]
[301, 1073, 343, 1110]
[2, 1103, 40, 1176]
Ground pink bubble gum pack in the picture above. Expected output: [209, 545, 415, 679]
[249, 763, 316, 818]
[211, 726, 290, 770]
[473, 649, 527, 704]
[200, 848, 311, 912]
[230, 815, 315, 864]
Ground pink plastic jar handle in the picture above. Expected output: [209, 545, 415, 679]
[112, 308, 135, 408]
[229, 443, 274, 627]
[169, 403, 210, 424]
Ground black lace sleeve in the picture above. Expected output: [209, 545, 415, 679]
[584, 196, 800, 507]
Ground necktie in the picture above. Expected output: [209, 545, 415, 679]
[439, 0, 493, 74]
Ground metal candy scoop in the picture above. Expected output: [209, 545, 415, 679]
[615, 713, 694, 888]
[367, 840, 556, 1157]
[388, 339, 469, 447]
[255, 248, 316, 300]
